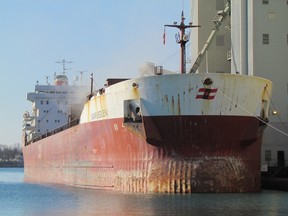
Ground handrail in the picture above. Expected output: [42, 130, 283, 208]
[25, 118, 80, 146]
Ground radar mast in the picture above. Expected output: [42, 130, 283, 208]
[55, 59, 73, 75]
[164, 11, 200, 74]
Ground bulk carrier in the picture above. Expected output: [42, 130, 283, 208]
[22, 2, 273, 192]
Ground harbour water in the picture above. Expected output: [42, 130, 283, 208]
[0, 168, 287, 216]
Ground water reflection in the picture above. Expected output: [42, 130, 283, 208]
[0, 168, 288, 216]
[47, 187, 288, 216]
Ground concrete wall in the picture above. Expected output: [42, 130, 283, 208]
[251, 0, 288, 168]
[190, 0, 231, 73]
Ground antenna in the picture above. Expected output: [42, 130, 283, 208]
[76, 70, 87, 85]
[45, 76, 49, 85]
[90, 73, 93, 94]
[164, 11, 200, 74]
[55, 59, 73, 75]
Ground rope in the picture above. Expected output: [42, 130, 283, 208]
[265, 87, 288, 133]
[157, 49, 180, 65]
[216, 85, 288, 138]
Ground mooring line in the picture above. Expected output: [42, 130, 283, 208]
[216, 86, 288, 138]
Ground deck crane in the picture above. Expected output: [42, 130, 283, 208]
[189, 0, 231, 73]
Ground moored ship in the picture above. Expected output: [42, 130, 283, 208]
[22, 1, 273, 193]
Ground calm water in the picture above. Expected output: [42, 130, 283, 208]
[0, 168, 288, 216]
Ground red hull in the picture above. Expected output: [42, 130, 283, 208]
[23, 116, 263, 193]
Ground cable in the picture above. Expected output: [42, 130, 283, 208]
[216, 85, 288, 138]
[265, 89, 288, 133]
[157, 42, 192, 68]
[157, 49, 180, 65]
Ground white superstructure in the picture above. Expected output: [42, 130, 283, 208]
[190, 0, 288, 168]
[23, 74, 89, 142]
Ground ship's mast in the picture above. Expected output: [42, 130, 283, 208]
[55, 59, 73, 75]
[165, 11, 200, 74]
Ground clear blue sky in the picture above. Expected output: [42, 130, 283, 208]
[0, 0, 193, 146]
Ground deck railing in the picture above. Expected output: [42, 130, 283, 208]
[25, 118, 80, 146]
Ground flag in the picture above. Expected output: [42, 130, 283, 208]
[196, 88, 218, 100]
